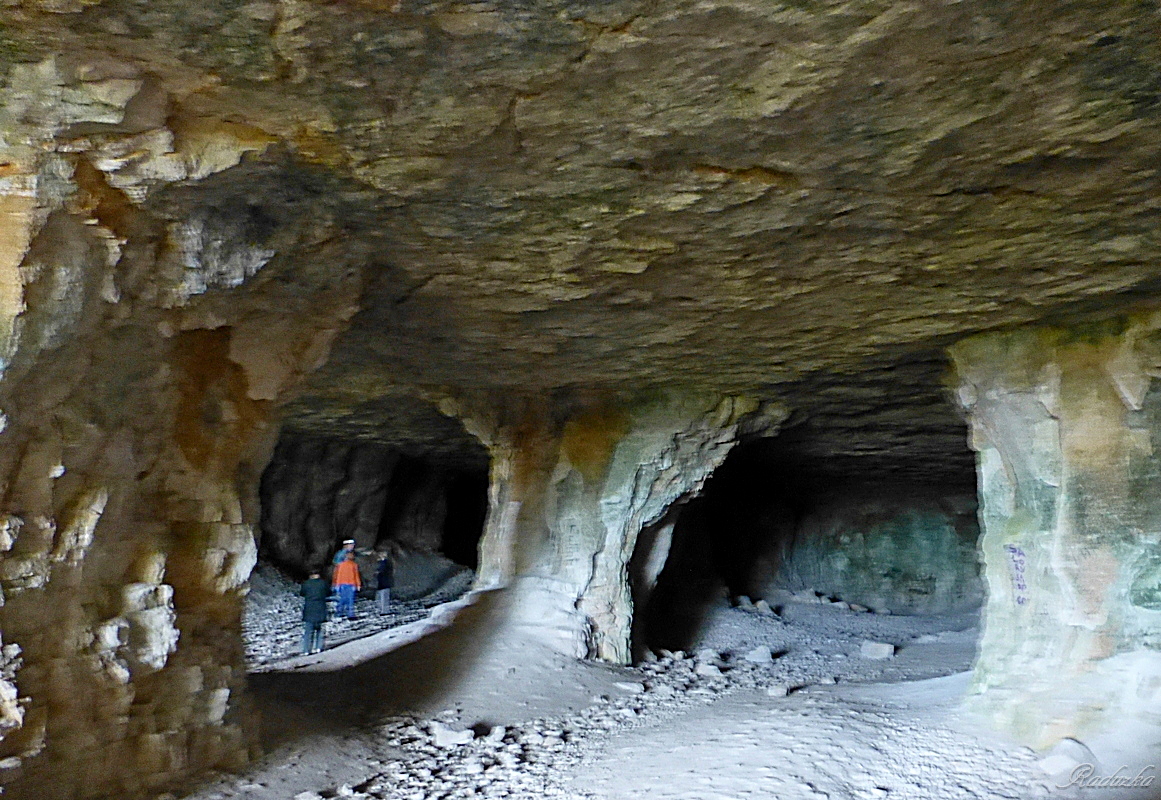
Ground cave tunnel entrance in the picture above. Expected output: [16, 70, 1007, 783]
[243, 424, 490, 669]
[636, 360, 983, 658]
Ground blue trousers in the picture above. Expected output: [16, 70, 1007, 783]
[336, 584, 357, 618]
[302, 620, 324, 653]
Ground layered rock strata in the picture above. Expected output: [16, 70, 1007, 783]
[0, 52, 362, 800]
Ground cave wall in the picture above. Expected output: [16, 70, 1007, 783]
[952, 317, 1161, 751]
[767, 490, 983, 614]
[380, 460, 451, 556]
[451, 392, 784, 663]
[258, 431, 488, 577]
[0, 57, 361, 800]
[259, 434, 398, 572]
[2, 1, 1161, 793]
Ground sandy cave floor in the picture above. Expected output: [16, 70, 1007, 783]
[186, 583, 1158, 800]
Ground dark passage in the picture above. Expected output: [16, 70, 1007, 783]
[258, 431, 489, 578]
[638, 362, 981, 656]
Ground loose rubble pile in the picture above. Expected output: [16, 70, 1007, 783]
[242, 563, 474, 669]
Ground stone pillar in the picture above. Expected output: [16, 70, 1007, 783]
[951, 319, 1161, 750]
[452, 392, 781, 663]
[0, 55, 363, 798]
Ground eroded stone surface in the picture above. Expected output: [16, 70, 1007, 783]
[2, 1, 1158, 451]
[0, 49, 364, 797]
[2, 1, 1161, 795]
[768, 489, 983, 615]
[952, 316, 1161, 751]
[459, 392, 781, 662]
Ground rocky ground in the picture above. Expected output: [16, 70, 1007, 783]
[243, 562, 475, 670]
[201, 586, 1157, 800]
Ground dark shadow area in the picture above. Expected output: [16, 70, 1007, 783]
[639, 438, 806, 654]
[377, 457, 488, 571]
[639, 370, 980, 655]
[258, 432, 489, 579]
[246, 589, 515, 749]
[244, 425, 490, 668]
[442, 471, 489, 570]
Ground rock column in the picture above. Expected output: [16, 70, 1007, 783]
[454, 392, 780, 663]
[951, 319, 1161, 749]
[0, 55, 362, 799]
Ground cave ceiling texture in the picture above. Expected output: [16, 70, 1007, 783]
[6, 0, 1161, 475]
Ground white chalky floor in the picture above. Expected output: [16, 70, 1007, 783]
[185, 582, 1158, 800]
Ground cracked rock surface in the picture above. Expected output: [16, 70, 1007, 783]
[5, 0, 1161, 461]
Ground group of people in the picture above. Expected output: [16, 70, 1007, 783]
[299, 539, 395, 655]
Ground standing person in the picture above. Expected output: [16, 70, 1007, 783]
[332, 550, 362, 619]
[300, 571, 329, 654]
[375, 551, 394, 614]
[333, 538, 356, 565]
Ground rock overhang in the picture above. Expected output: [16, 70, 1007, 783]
[5, 0, 1161, 467]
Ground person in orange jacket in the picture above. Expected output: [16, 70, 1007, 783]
[332, 550, 362, 619]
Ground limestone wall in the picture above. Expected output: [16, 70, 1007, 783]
[768, 490, 983, 614]
[0, 54, 361, 799]
[452, 392, 785, 664]
[952, 318, 1161, 751]
[259, 434, 398, 572]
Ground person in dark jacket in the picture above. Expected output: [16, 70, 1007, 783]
[300, 571, 329, 654]
[375, 552, 394, 614]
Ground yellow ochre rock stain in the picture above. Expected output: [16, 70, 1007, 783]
[560, 406, 630, 487]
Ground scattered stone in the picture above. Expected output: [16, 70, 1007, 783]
[831, 601, 850, 610]
[1037, 738, 1098, 779]
[430, 720, 474, 748]
[848, 603, 869, 613]
[874, 607, 892, 615]
[485, 725, 506, 743]
[694, 648, 719, 663]
[641, 650, 658, 663]
[766, 684, 789, 697]
[754, 599, 775, 615]
[743, 646, 773, 664]
[613, 681, 644, 694]
[859, 641, 896, 660]
[293, 793, 323, 800]
[733, 595, 755, 610]
[695, 662, 722, 677]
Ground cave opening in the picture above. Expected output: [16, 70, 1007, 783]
[242, 426, 490, 669]
[636, 365, 983, 659]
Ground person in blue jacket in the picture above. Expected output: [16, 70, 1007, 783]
[332, 539, 356, 565]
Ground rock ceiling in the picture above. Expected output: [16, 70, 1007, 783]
[7, 0, 1161, 473]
